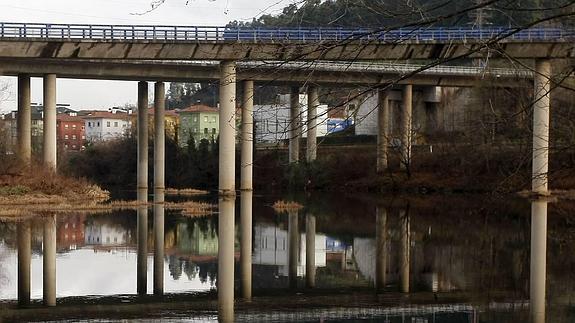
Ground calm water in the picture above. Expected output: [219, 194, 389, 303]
[0, 193, 574, 322]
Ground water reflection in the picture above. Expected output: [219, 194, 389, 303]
[42, 214, 56, 306]
[530, 200, 548, 323]
[288, 210, 299, 289]
[137, 206, 148, 295]
[17, 221, 31, 307]
[375, 206, 387, 291]
[399, 207, 410, 293]
[240, 190, 253, 300]
[218, 196, 235, 322]
[153, 203, 165, 295]
[305, 213, 316, 288]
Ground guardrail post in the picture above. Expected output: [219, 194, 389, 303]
[0, 23, 3, 38]
[110, 25, 114, 40]
[153, 26, 156, 40]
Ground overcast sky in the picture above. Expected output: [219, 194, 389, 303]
[0, 0, 294, 112]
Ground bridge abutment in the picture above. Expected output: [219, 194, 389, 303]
[377, 89, 390, 173]
[17, 74, 31, 164]
[532, 60, 551, 195]
[42, 74, 57, 170]
[289, 86, 301, 164]
[306, 85, 319, 162]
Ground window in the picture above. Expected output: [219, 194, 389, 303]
[193, 117, 197, 122]
[72, 124, 76, 129]
[212, 128, 216, 134]
[193, 128, 197, 133]
[107, 121, 110, 127]
[97, 122, 100, 127]
[72, 135, 76, 139]
[88, 122, 92, 127]
[212, 116, 216, 122]
[64, 124, 69, 129]
[114, 122, 118, 127]
[64, 134, 69, 139]
[204, 128, 208, 134]
[72, 144, 76, 149]
[82, 135, 85, 140]
[204, 116, 208, 122]
[82, 126, 85, 130]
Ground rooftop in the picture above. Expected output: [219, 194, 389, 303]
[177, 104, 219, 114]
[82, 111, 131, 120]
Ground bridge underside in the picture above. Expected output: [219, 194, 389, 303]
[0, 58, 532, 87]
[0, 39, 573, 61]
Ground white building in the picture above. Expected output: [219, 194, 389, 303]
[254, 94, 329, 143]
[85, 223, 128, 246]
[83, 111, 131, 141]
[252, 223, 327, 276]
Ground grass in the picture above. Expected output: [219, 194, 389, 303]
[272, 200, 304, 212]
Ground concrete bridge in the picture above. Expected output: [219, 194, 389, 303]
[3, 22, 567, 321]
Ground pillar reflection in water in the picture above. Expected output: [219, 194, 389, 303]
[218, 196, 235, 322]
[153, 204, 165, 295]
[375, 207, 387, 291]
[288, 210, 299, 289]
[530, 200, 548, 323]
[240, 190, 253, 300]
[137, 206, 148, 295]
[43, 215, 57, 306]
[305, 214, 316, 288]
[399, 209, 410, 293]
[17, 221, 31, 307]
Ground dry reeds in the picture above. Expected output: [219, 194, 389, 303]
[165, 188, 210, 196]
[272, 200, 304, 212]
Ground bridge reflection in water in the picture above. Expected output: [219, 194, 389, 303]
[0, 194, 568, 322]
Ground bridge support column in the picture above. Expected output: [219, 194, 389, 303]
[532, 60, 551, 195]
[399, 209, 410, 293]
[288, 210, 299, 289]
[306, 85, 319, 162]
[240, 80, 253, 300]
[218, 60, 236, 322]
[43, 74, 57, 170]
[377, 89, 390, 173]
[400, 85, 413, 170]
[153, 81, 165, 295]
[305, 214, 316, 288]
[43, 215, 57, 306]
[17, 75, 31, 164]
[375, 207, 387, 291]
[289, 86, 301, 164]
[219, 61, 236, 196]
[137, 81, 149, 202]
[530, 200, 548, 323]
[17, 221, 31, 307]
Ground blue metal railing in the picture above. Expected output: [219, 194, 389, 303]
[0, 22, 572, 42]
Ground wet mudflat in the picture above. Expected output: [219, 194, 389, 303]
[0, 193, 574, 322]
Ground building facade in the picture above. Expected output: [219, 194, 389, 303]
[57, 114, 86, 151]
[83, 111, 131, 142]
[177, 105, 219, 146]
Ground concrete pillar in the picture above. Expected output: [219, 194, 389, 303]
[400, 85, 413, 170]
[17, 75, 31, 164]
[153, 204, 164, 295]
[306, 85, 319, 162]
[218, 196, 235, 322]
[305, 214, 316, 288]
[399, 209, 410, 293]
[43, 74, 57, 170]
[240, 190, 253, 300]
[43, 215, 57, 306]
[137, 206, 148, 295]
[241, 80, 254, 191]
[137, 81, 149, 202]
[375, 207, 387, 291]
[532, 60, 551, 195]
[219, 61, 236, 196]
[377, 89, 390, 173]
[17, 221, 31, 307]
[530, 200, 548, 323]
[288, 210, 299, 289]
[289, 86, 301, 164]
[154, 82, 165, 204]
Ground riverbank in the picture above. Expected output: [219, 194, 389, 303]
[253, 143, 575, 194]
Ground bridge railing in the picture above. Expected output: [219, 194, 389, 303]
[0, 22, 573, 42]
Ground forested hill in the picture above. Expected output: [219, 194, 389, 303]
[228, 0, 574, 28]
